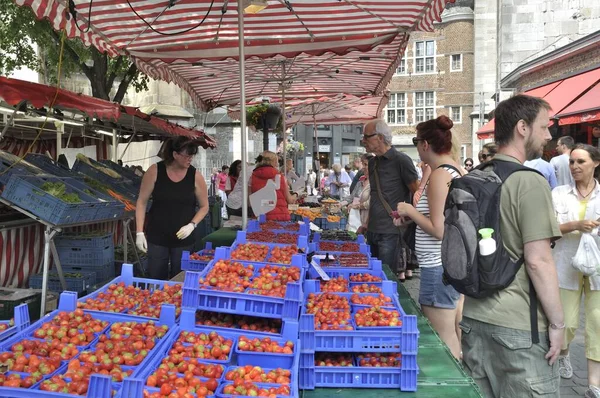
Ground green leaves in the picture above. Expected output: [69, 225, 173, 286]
[0, 0, 147, 103]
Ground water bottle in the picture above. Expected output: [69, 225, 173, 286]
[478, 228, 496, 256]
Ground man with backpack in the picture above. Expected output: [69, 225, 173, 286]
[444, 95, 564, 397]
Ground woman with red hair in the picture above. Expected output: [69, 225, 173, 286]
[395, 115, 464, 359]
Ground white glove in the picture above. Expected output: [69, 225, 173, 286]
[176, 223, 195, 240]
[136, 232, 148, 253]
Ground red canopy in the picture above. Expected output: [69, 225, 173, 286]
[556, 81, 600, 125]
[0, 76, 120, 120]
[0, 77, 216, 148]
[17, 0, 453, 60]
[477, 69, 600, 138]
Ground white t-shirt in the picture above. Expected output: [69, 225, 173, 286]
[550, 153, 574, 187]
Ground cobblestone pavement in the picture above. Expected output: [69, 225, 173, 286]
[403, 272, 588, 398]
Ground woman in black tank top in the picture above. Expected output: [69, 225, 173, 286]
[135, 137, 209, 280]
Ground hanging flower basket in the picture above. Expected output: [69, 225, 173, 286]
[277, 139, 305, 157]
[246, 104, 283, 134]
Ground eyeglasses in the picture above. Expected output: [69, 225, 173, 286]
[362, 133, 378, 140]
[412, 137, 426, 146]
[481, 154, 491, 160]
[177, 151, 194, 160]
[465, 163, 473, 167]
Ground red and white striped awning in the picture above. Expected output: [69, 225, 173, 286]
[228, 94, 387, 126]
[18, 0, 452, 60]
[136, 33, 408, 110]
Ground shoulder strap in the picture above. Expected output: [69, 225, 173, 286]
[373, 158, 395, 215]
[438, 163, 462, 176]
[487, 160, 541, 343]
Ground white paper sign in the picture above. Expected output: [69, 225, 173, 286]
[310, 259, 331, 281]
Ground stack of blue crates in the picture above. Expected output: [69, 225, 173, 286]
[55, 232, 115, 284]
[299, 233, 420, 392]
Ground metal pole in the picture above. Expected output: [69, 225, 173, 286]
[56, 123, 63, 161]
[238, 0, 248, 229]
[281, 64, 287, 184]
[41, 227, 57, 319]
[312, 104, 320, 196]
[112, 128, 118, 162]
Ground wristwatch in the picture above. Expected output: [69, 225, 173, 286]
[550, 322, 566, 330]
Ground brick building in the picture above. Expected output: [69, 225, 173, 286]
[385, 2, 474, 161]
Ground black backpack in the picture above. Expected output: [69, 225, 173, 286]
[441, 159, 543, 342]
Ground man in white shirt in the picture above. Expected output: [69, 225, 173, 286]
[550, 136, 575, 187]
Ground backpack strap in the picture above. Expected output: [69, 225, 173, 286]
[487, 159, 542, 344]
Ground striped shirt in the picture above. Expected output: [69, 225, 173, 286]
[415, 166, 461, 268]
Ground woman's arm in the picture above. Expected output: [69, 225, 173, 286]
[397, 168, 452, 240]
[282, 179, 297, 204]
[135, 164, 157, 233]
[191, 172, 209, 225]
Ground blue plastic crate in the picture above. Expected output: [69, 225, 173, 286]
[0, 304, 30, 343]
[57, 244, 114, 267]
[298, 352, 418, 391]
[28, 269, 96, 294]
[315, 217, 347, 230]
[311, 232, 366, 244]
[1, 175, 106, 225]
[307, 259, 385, 280]
[23, 153, 76, 179]
[55, 232, 114, 249]
[309, 254, 377, 272]
[180, 308, 299, 341]
[72, 158, 127, 186]
[0, 373, 115, 398]
[247, 215, 310, 235]
[63, 178, 125, 220]
[65, 262, 115, 283]
[99, 160, 142, 185]
[216, 381, 294, 398]
[299, 295, 418, 354]
[181, 242, 214, 272]
[0, 291, 177, 351]
[78, 264, 181, 321]
[309, 241, 371, 255]
[182, 253, 304, 320]
[234, 231, 309, 252]
[0, 152, 46, 189]
[235, 336, 295, 369]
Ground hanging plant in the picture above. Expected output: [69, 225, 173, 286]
[277, 139, 305, 157]
[246, 104, 283, 134]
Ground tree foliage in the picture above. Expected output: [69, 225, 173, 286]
[0, 0, 149, 103]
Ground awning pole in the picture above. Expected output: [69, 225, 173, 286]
[312, 104, 320, 195]
[238, 0, 248, 230]
[281, 64, 287, 182]
[112, 128, 118, 162]
[56, 122, 63, 160]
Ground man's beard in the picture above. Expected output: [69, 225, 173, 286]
[524, 136, 543, 161]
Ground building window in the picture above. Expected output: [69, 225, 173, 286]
[450, 106, 462, 123]
[386, 93, 406, 125]
[414, 92, 435, 124]
[395, 59, 406, 75]
[415, 40, 435, 74]
[450, 54, 462, 72]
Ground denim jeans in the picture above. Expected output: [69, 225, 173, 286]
[147, 242, 193, 280]
[366, 231, 399, 272]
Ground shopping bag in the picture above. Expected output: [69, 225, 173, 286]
[347, 208, 361, 233]
[571, 232, 600, 276]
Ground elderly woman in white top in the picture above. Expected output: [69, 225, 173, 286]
[552, 144, 600, 398]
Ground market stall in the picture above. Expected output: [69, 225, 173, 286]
[0, 215, 482, 397]
[0, 77, 216, 315]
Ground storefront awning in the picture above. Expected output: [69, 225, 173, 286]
[476, 68, 600, 139]
[555, 82, 600, 125]
[0, 77, 216, 148]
